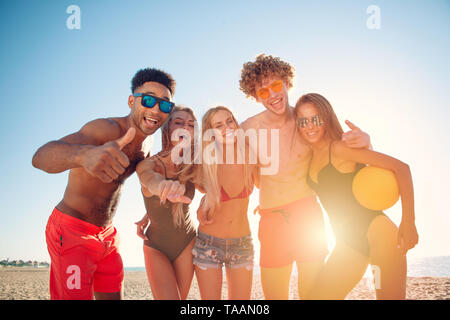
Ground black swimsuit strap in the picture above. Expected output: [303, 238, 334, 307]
[154, 154, 168, 180]
[328, 141, 333, 164]
[308, 141, 335, 184]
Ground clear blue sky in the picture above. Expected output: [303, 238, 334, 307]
[0, 0, 449, 267]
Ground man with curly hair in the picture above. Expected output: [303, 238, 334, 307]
[32, 68, 186, 300]
[239, 54, 371, 299]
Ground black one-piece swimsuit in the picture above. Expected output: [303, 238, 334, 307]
[307, 142, 386, 256]
[143, 156, 196, 261]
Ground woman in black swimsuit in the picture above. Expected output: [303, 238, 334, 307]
[294, 93, 418, 300]
[135, 106, 200, 299]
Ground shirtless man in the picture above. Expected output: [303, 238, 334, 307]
[238, 54, 371, 299]
[32, 68, 180, 300]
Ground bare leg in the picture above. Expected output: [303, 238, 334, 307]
[94, 291, 122, 300]
[173, 239, 195, 300]
[306, 244, 369, 300]
[260, 264, 293, 300]
[368, 215, 406, 300]
[194, 266, 223, 300]
[225, 266, 253, 300]
[143, 245, 181, 300]
[296, 261, 324, 299]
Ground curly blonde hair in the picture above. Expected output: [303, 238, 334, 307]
[239, 54, 295, 98]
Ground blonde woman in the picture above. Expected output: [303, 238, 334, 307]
[194, 106, 259, 300]
[135, 106, 199, 300]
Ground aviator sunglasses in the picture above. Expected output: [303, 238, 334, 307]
[133, 93, 174, 114]
[297, 115, 324, 128]
[255, 79, 284, 100]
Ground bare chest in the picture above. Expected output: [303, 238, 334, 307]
[260, 125, 310, 175]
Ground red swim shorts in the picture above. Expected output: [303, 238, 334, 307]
[258, 196, 329, 268]
[45, 208, 124, 300]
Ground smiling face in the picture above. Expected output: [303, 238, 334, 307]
[210, 109, 238, 145]
[254, 75, 289, 116]
[128, 81, 172, 136]
[168, 110, 196, 147]
[296, 102, 326, 145]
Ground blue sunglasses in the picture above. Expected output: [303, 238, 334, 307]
[133, 93, 174, 114]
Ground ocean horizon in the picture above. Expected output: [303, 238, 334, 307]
[125, 255, 450, 277]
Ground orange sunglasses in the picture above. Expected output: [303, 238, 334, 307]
[256, 79, 284, 100]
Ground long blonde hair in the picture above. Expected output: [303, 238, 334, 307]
[158, 106, 199, 229]
[200, 106, 253, 214]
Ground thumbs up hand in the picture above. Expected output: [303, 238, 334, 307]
[113, 127, 136, 150]
[81, 127, 136, 183]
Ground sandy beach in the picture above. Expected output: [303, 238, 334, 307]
[0, 267, 448, 300]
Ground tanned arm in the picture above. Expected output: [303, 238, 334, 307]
[32, 118, 135, 183]
[334, 141, 418, 253]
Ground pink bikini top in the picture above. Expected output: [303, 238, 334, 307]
[220, 185, 254, 202]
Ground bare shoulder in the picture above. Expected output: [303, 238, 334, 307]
[332, 140, 365, 159]
[136, 155, 164, 176]
[79, 118, 126, 144]
[331, 140, 349, 154]
[137, 155, 156, 170]
[240, 111, 266, 130]
[86, 117, 125, 140]
[56, 117, 122, 146]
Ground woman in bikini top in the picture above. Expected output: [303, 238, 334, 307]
[193, 106, 258, 300]
[220, 184, 253, 202]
